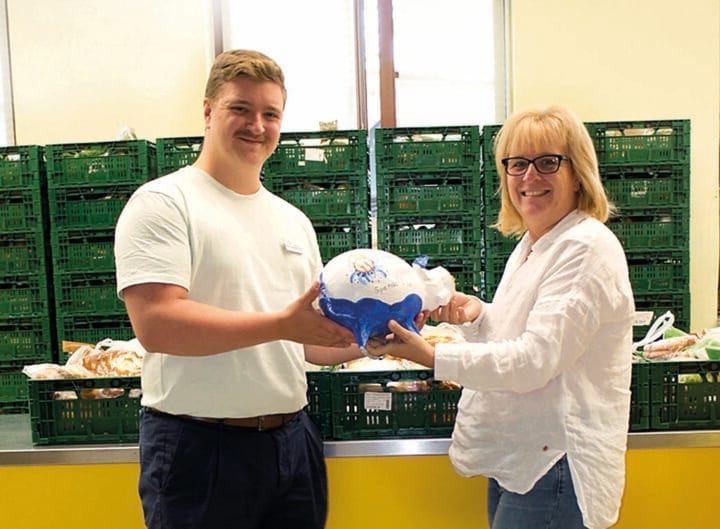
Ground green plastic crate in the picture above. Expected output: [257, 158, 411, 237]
[156, 136, 203, 176]
[50, 229, 116, 273]
[375, 125, 480, 172]
[55, 313, 134, 350]
[305, 370, 333, 439]
[315, 221, 370, 264]
[0, 317, 53, 367]
[47, 185, 136, 230]
[608, 209, 688, 252]
[482, 228, 517, 260]
[380, 219, 482, 259]
[0, 371, 29, 403]
[0, 230, 46, 275]
[28, 376, 142, 445]
[0, 188, 45, 233]
[603, 164, 690, 210]
[280, 187, 367, 222]
[649, 360, 720, 430]
[376, 169, 482, 215]
[633, 291, 690, 344]
[54, 271, 125, 315]
[586, 120, 690, 166]
[483, 252, 511, 300]
[330, 369, 461, 440]
[480, 124, 502, 167]
[0, 274, 50, 319]
[45, 140, 156, 187]
[627, 252, 689, 294]
[630, 362, 650, 431]
[0, 145, 43, 188]
[263, 129, 368, 177]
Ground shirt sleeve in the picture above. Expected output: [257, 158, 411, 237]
[114, 189, 192, 298]
[435, 239, 614, 392]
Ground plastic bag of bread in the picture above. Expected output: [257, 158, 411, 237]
[420, 323, 466, 345]
[65, 343, 143, 377]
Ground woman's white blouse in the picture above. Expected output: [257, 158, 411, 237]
[435, 209, 635, 529]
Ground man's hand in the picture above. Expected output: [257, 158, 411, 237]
[280, 281, 355, 348]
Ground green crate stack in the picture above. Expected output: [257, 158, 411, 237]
[156, 136, 203, 176]
[263, 129, 370, 262]
[375, 126, 484, 296]
[591, 120, 692, 340]
[45, 140, 156, 350]
[0, 146, 54, 413]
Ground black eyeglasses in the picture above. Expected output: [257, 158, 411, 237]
[501, 154, 570, 176]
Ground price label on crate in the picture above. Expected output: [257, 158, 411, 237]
[364, 391, 392, 411]
[304, 148, 325, 162]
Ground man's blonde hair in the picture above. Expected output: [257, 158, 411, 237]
[204, 49, 287, 105]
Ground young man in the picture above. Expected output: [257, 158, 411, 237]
[115, 49, 361, 529]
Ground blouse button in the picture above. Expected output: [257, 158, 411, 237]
[542, 446, 548, 451]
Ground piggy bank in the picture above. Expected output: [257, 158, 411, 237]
[318, 249, 455, 348]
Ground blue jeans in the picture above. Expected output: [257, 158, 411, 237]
[138, 407, 328, 529]
[487, 455, 585, 529]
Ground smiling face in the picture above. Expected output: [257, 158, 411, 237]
[505, 142, 580, 241]
[202, 76, 284, 173]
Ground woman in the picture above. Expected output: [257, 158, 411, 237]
[368, 105, 635, 529]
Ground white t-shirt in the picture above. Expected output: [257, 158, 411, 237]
[435, 210, 635, 529]
[114, 166, 323, 417]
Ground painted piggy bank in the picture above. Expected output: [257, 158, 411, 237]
[318, 249, 455, 348]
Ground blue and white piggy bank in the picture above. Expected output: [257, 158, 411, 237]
[318, 249, 455, 348]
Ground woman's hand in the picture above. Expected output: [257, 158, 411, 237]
[429, 292, 482, 324]
[365, 320, 435, 368]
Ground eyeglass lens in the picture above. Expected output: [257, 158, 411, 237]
[505, 155, 562, 176]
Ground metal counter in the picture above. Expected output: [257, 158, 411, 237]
[1, 414, 720, 466]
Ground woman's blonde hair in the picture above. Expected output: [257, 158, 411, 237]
[204, 49, 287, 106]
[492, 105, 614, 238]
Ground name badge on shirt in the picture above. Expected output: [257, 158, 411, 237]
[284, 240, 304, 254]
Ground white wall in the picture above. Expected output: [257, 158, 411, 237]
[8, 0, 214, 144]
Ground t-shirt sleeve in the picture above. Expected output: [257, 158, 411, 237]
[114, 190, 192, 298]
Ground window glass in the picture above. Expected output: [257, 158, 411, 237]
[222, 0, 504, 131]
[222, 0, 358, 132]
[392, 0, 500, 126]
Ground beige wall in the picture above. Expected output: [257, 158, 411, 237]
[7, 0, 720, 328]
[509, 0, 720, 329]
[8, 0, 214, 144]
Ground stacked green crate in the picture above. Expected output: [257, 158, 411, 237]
[480, 124, 511, 298]
[588, 120, 691, 339]
[156, 136, 203, 176]
[0, 146, 53, 412]
[45, 140, 157, 349]
[375, 126, 483, 296]
[262, 130, 370, 263]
